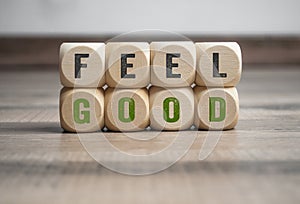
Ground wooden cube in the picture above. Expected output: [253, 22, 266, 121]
[150, 41, 196, 87]
[105, 88, 149, 131]
[194, 86, 239, 130]
[149, 86, 194, 130]
[195, 42, 242, 87]
[60, 87, 104, 132]
[106, 42, 150, 88]
[60, 43, 105, 87]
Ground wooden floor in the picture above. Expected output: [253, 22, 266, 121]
[0, 65, 300, 204]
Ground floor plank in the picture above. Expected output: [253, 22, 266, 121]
[0, 65, 299, 204]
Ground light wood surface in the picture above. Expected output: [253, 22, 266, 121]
[60, 88, 104, 132]
[60, 43, 106, 87]
[195, 42, 242, 87]
[194, 87, 239, 130]
[105, 42, 150, 88]
[150, 41, 196, 87]
[105, 88, 149, 131]
[0, 65, 299, 204]
[149, 86, 194, 130]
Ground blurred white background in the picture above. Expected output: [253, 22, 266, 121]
[0, 0, 299, 36]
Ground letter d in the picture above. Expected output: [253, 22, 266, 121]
[209, 97, 226, 122]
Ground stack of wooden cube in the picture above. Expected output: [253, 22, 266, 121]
[59, 41, 242, 132]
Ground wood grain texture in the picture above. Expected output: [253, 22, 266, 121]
[105, 88, 149, 131]
[195, 42, 242, 87]
[60, 88, 104, 132]
[194, 87, 239, 130]
[150, 41, 196, 87]
[105, 42, 150, 88]
[0, 65, 299, 204]
[149, 86, 194, 130]
[60, 43, 105, 87]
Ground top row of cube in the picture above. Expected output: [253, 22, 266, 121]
[60, 41, 242, 88]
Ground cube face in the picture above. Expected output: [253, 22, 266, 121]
[105, 88, 149, 131]
[60, 88, 104, 132]
[149, 87, 194, 130]
[106, 42, 150, 88]
[194, 86, 239, 130]
[195, 42, 242, 87]
[60, 43, 105, 87]
[150, 41, 196, 87]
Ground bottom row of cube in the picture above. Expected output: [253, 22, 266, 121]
[60, 87, 239, 132]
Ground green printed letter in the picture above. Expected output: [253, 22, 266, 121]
[209, 97, 226, 122]
[73, 98, 90, 124]
[163, 97, 180, 123]
[118, 97, 135, 122]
